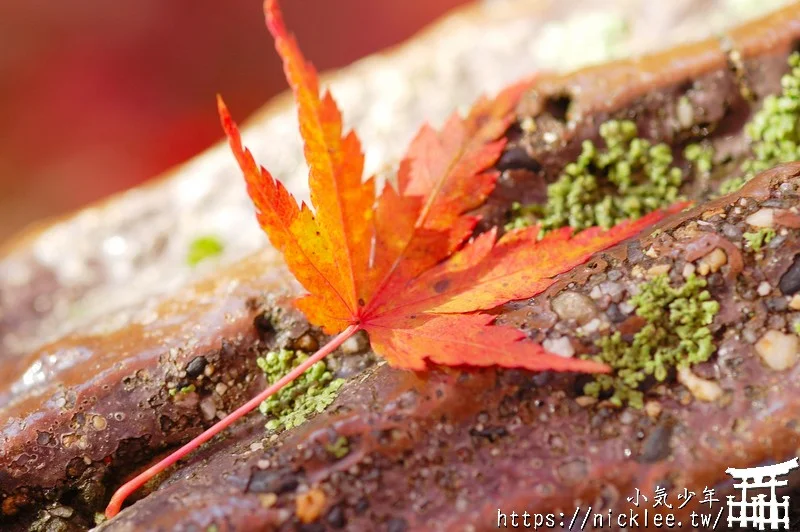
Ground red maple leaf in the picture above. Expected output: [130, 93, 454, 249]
[105, 0, 677, 517]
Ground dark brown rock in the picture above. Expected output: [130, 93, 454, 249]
[779, 254, 800, 295]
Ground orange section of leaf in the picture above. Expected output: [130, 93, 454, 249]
[366, 82, 531, 309]
[268, 0, 375, 327]
[386, 207, 680, 317]
[367, 313, 608, 373]
[218, 98, 353, 333]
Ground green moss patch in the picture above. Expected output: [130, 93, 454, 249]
[325, 435, 350, 459]
[721, 52, 800, 193]
[169, 384, 196, 397]
[684, 142, 714, 175]
[507, 120, 684, 232]
[257, 348, 344, 431]
[187, 235, 225, 266]
[584, 274, 720, 408]
[743, 227, 776, 252]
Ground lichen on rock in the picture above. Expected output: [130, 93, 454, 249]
[584, 274, 720, 408]
[256, 348, 344, 431]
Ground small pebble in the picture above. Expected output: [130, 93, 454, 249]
[496, 146, 539, 171]
[677, 367, 723, 402]
[600, 281, 624, 302]
[761, 198, 786, 208]
[619, 411, 635, 424]
[520, 117, 535, 133]
[260, 493, 278, 509]
[580, 318, 604, 334]
[542, 337, 575, 358]
[606, 303, 627, 323]
[647, 264, 671, 278]
[742, 328, 759, 344]
[766, 297, 789, 312]
[627, 243, 645, 264]
[701, 248, 727, 274]
[340, 330, 369, 354]
[50, 506, 74, 519]
[755, 330, 799, 371]
[575, 396, 598, 407]
[676, 97, 694, 128]
[185, 356, 207, 378]
[644, 401, 662, 419]
[779, 256, 800, 295]
[682, 263, 696, 279]
[551, 291, 597, 324]
[769, 234, 787, 250]
[721, 223, 742, 240]
[790, 294, 800, 311]
[757, 282, 772, 297]
[746, 208, 775, 228]
[199, 397, 217, 421]
[294, 334, 319, 352]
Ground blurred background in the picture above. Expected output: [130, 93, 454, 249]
[0, 0, 468, 244]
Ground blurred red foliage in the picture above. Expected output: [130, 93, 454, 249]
[0, 0, 468, 243]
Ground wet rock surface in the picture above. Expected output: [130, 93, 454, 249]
[3, 3, 800, 531]
[96, 165, 800, 531]
[0, 254, 308, 529]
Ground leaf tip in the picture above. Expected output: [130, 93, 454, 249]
[216, 93, 227, 115]
[217, 95, 233, 131]
[263, 0, 286, 41]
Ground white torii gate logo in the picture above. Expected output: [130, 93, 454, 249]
[725, 457, 799, 530]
